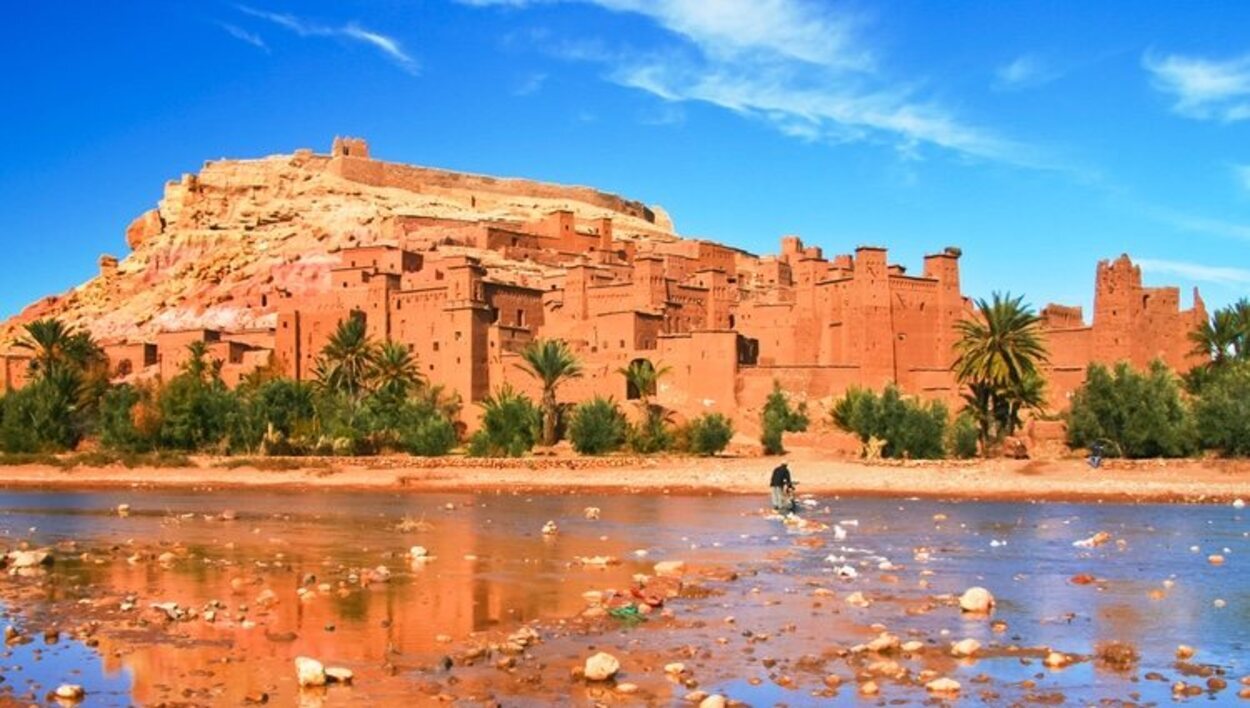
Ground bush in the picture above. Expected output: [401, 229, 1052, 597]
[98, 384, 156, 453]
[760, 381, 809, 455]
[831, 385, 949, 459]
[157, 374, 239, 452]
[1067, 361, 1197, 458]
[1193, 362, 1250, 456]
[468, 385, 541, 457]
[568, 396, 627, 455]
[0, 372, 85, 453]
[683, 413, 734, 456]
[628, 406, 674, 454]
[403, 413, 459, 456]
[950, 413, 980, 459]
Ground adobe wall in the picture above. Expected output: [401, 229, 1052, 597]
[327, 155, 656, 223]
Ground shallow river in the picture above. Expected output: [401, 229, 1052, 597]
[0, 488, 1246, 706]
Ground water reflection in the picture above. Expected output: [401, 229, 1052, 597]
[0, 491, 1246, 705]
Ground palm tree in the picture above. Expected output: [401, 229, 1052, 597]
[313, 313, 379, 401]
[516, 338, 582, 446]
[374, 341, 424, 399]
[618, 359, 670, 412]
[953, 292, 1049, 447]
[14, 318, 103, 377]
[1190, 308, 1241, 365]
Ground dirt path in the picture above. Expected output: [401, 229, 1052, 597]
[2, 451, 1248, 504]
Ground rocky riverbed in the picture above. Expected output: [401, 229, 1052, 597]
[1, 489, 1248, 705]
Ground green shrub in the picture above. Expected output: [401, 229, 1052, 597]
[683, 413, 734, 456]
[403, 413, 459, 456]
[831, 385, 948, 459]
[0, 372, 86, 453]
[98, 385, 157, 453]
[568, 396, 627, 455]
[950, 413, 980, 459]
[468, 385, 541, 457]
[157, 374, 238, 452]
[1066, 361, 1197, 458]
[628, 406, 674, 454]
[1193, 362, 1250, 456]
[760, 381, 809, 455]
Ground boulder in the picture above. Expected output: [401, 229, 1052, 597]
[584, 652, 620, 681]
[654, 560, 686, 577]
[951, 638, 981, 657]
[698, 696, 726, 708]
[295, 656, 327, 687]
[7, 549, 51, 568]
[958, 586, 995, 613]
[325, 667, 354, 685]
[54, 684, 85, 701]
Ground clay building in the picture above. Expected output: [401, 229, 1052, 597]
[0, 138, 1209, 435]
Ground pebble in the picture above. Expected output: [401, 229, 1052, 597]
[698, 695, 726, 708]
[54, 684, 85, 701]
[926, 677, 961, 694]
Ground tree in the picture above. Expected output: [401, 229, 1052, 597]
[313, 313, 379, 402]
[953, 292, 1049, 448]
[14, 319, 104, 377]
[1190, 308, 1243, 366]
[517, 339, 582, 446]
[1193, 361, 1250, 456]
[374, 341, 424, 400]
[760, 381, 808, 455]
[831, 385, 949, 460]
[1066, 361, 1196, 459]
[619, 359, 673, 453]
[158, 342, 238, 451]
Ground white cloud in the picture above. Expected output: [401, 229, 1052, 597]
[1136, 258, 1250, 287]
[513, 72, 548, 96]
[218, 22, 268, 52]
[1235, 163, 1250, 194]
[1142, 204, 1250, 242]
[467, 0, 1052, 168]
[995, 54, 1059, 90]
[1143, 51, 1250, 122]
[236, 6, 418, 74]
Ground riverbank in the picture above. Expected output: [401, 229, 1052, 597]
[1, 450, 1247, 503]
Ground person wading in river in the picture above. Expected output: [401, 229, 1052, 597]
[770, 462, 793, 512]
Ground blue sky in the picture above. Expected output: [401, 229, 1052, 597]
[2, 1, 1248, 320]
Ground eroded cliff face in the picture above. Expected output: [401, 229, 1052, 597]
[1, 143, 673, 347]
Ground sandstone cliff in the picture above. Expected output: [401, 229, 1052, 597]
[0, 140, 675, 348]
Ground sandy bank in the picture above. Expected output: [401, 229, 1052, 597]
[1, 451, 1248, 504]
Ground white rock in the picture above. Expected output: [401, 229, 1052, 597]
[325, 667, 354, 684]
[409, 546, 429, 559]
[698, 695, 727, 708]
[54, 684, 85, 701]
[295, 656, 327, 687]
[665, 662, 686, 675]
[1044, 651, 1069, 668]
[958, 586, 995, 613]
[951, 638, 981, 657]
[584, 507, 601, 520]
[541, 521, 558, 535]
[925, 677, 961, 694]
[1234, 498, 1246, 510]
[584, 652, 620, 681]
[116, 504, 131, 517]
[7, 549, 50, 568]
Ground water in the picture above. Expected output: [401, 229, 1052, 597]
[0, 489, 1246, 705]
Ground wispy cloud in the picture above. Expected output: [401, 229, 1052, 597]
[1136, 258, 1250, 287]
[218, 22, 269, 52]
[464, 0, 1057, 169]
[1140, 203, 1250, 242]
[1143, 51, 1250, 122]
[236, 5, 418, 74]
[512, 72, 547, 96]
[994, 54, 1060, 90]
[1235, 163, 1250, 194]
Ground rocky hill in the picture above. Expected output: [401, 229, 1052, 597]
[0, 138, 676, 348]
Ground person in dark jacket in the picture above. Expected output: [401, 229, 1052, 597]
[770, 462, 793, 511]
